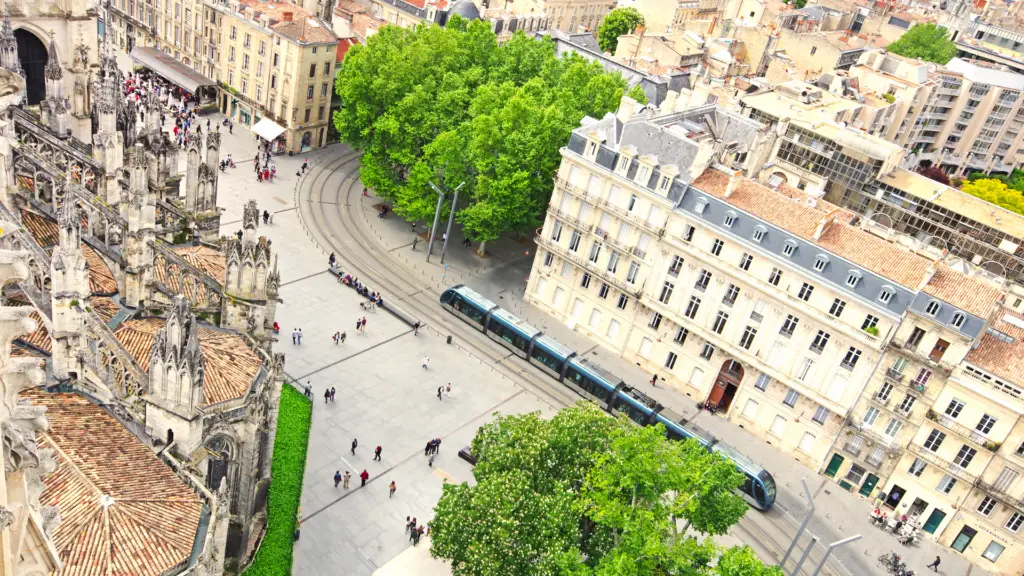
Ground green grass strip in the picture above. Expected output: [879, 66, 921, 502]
[245, 385, 312, 575]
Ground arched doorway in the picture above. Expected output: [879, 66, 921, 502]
[707, 360, 744, 414]
[14, 29, 48, 105]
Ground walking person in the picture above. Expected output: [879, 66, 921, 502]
[324, 388, 330, 404]
[339, 331, 346, 344]
[411, 236, 418, 251]
[343, 470, 351, 489]
[297, 329, 303, 345]
[359, 469, 369, 487]
[428, 452, 436, 467]
[437, 386, 444, 401]
[374, 445, 382, 461]
[292, 329, 299, 345]
[389, 481, 396, 498]
[356, 318, 362, 333]
[424, 441, 432, 456]
[334, 470, 342, 488]
[434, 438, 442, 453]
[351, 438, 358, 455]
[408, 518, 418, 540]
[361, 317, 367, 332]
[330, 387, 336, 402]
[422, 356, 429, 370]
[651, 374, 659, 388]
[926, 556, 940, 572]
[446, 383, 452, 398]
[405, 516, 411, 533]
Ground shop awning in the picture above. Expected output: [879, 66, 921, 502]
[129, 47, 217, 94]
[252, 118, 286, 141]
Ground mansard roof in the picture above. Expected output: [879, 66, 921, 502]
[115, 318, 264, 405]
[21, 389, 203, 576]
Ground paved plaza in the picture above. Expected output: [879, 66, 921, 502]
[188, 107, 984, 575]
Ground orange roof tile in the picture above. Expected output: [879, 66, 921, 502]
[337, 37, 359, 61]
[693, 169, 933, 288]
[175, 245, 227, 283]
[90, 296, 120, 323]
[923, 264, 1004, 318]
[21, 209, 60, 248]
[115, 319, 263, 405]
[21, 390, 203, 576]
[965, 309, 1024, 384]
[20, 209, 120, 296]
[6, 295, 51, 355]
[236, 0, 338, 44]
[83, 245, 118, 295]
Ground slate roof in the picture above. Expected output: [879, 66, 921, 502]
[22, 390, 203, 576]
[114, 319, 263, 405]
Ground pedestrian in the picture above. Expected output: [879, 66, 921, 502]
[361, 317, 367, 332]
[428, 452, 435, 467]
[297, 328, 303, 344]
[446, 383, 452, 398]
[413, 322, 420, 335]
[304, 384, 312, 399]
[333, 331, 340, 345]
[351, 438, 358, 455]
[409, 518, 418, 541]
[374, 445, 382, 461]
[651, 374, 659, 388]
[330, 387, 336, 401]
[263, 210, 270, 224]
[412, 237, 418, 251]
[926, 556, 940, 571]
[229, 123, 233, 134]
[356, 318, 362, 332]
[422, 356, 429, 370]
[324, 388, 330, 404]
[329, 252, 336, 267]
[334, 470, 342, 488]
[405, 516, 411, 533]
[292, 328, 298, 345]
[343, 470, 351, 489]
[424, 440, 432, 456]
[435, 438, 442, 453]
[389, 480, 396, 498]
[340, 331, 347, 344]
[359, 469, 369, 487]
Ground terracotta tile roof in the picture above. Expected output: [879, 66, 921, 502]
[923, 264, 1003, 318]
[21, 390, 203, 576]
[337, 37, 359, 61]
[965, 309, 1024, 384]
[6, 295, 51, 355]
[693, 169, 933, 288]
[115, 319, 263, 405]
[90, 296, 120, 324]
[83, 245, 118, 295]
[175, 245, 227, 283]
[21, 209, 60, 249]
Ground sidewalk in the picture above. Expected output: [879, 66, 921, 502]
[339, 178, 985, 576]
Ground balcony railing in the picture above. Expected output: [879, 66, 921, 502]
[554, 178, 665, 237]
[535, 235, 641, 297]
[890, 338, 955, 375]
[885, 368, 905, 383]
[547, 204, 592, 232]
[975, 480, 1024, 513]
[926, 410, 1002, 452]
[907, 442, 978, 484]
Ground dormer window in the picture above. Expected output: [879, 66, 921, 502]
[846, 270, 862, 288]
[724, 211, 737, 228]
[925, 300, 941, 316]
[695, 198, 708, 215]
[616, 155, 630, 174]
[951, 312, 966, 329]
[585, 140, 598, 158]
[658, 175, 671, 192]
[782, 240, 797, 257]
[636, 165, 651, 184]
[752, 225, 766, 243]
[814, 255, 829, 273]
[878, 286, 895, 304]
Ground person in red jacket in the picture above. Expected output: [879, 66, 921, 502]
[359, 469, 369, 487]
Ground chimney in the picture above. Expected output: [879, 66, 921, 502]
[616, 95, 639, 124]
[724, 169, 742, 198]
[283, 11, 294, 21]
[813, 209, 841, 241]
[660, 90, 679, 114]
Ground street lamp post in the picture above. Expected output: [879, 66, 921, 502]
[782, 478, 815, 568]
[440, 182, 464, 265]
[809, 535, 861, 576]
[426, 183, 445, 263]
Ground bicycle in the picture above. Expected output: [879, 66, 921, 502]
[877, 552, 906, 575]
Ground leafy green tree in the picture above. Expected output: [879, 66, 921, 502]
[597, 7, 645, 54]
[886, 24, 957, 64]
[430, 403, 778, 576]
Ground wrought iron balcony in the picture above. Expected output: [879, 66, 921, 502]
[534, 235, 641, 297]
[547, 204, 593, 233]
[907, 442, 977, 484]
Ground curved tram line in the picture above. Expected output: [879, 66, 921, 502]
[296, 151, 583, 413]
[441, 285, 777, 511]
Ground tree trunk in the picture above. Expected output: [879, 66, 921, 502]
[477, 239, 487, 256]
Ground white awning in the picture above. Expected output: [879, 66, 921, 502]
[252, 118, 286, 141]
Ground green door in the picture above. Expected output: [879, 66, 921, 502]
[824, 453, 844, 478]
[951, 526, 977, 553]
[859, 473, 879, 497]
[923, 509, 947, 534]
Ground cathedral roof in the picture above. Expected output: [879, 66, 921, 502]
[173, 245, 227, 283]
[20, 209, 119, 296]
[90, 296, 120, 324]
[6, 294, 51, 356]
[115, 319, 264, 405]
[21, 390, 203, 576]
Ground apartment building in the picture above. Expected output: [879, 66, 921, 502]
[546, 0, 615, 33]
[846, 50, 937, 149]
[107, 0, 210, 76]
[740, 83, 1024, 284]
[209, 0, 339, 152]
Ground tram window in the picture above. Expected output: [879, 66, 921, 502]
[753, 480, 765, 503]
[532, 348, 561, 371]
[441, 291, 456, 304]
[567, 368, 606, 400]
[744, 476, 753, 496]
[614, 397, 648, 424]
[454, 296, 485, 325]
[502, 332, 529, 352]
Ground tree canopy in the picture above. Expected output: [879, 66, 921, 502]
[917, 165, 951, 187]
[334, 19, 646, 254]
[430, 403, 781, 576]
[886, 24, 957, 64]
[960, 177, 1024, 216]
[597, 7, 645, 54]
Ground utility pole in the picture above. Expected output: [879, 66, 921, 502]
[781, 478, 815, 568]
[426, 182, 445, 263]
[440, 182, 465, 265]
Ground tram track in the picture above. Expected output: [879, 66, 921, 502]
[295, 152, 581, 412]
